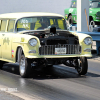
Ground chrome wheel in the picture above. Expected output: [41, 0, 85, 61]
[77, 59, 82, 73]
[19, 54, 32, 78]
[20, 56, 25, 75]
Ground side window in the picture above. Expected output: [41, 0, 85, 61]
[17, 20, 30, 31]
[8, 20, 15, 32]
[1, 20, 7, 32]
[57, 19, 64, 29]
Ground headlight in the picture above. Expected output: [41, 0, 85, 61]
[84, 37, 92, 45]
[96, 12, 100, 16]
[29, 38, 37, 46]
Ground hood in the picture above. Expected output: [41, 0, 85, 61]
[90, 8, 100, 14]
[70, 31, 92, 43]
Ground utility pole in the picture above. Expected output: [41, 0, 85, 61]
[77, 0, 89, 32]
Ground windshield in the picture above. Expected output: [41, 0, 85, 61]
[17, 17, 67, 31]
[90, 1, 100, 8]
[70, 0, 100, 8]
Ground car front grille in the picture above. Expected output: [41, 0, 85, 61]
[39, 44, 81, 55]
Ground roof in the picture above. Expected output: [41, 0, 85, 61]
[0, 12, 64, 19]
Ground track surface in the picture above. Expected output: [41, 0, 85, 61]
[0, 57, 100, 100]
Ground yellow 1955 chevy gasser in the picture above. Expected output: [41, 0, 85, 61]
[0, 12, 92, 78]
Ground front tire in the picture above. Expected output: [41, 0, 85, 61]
[19, 55, 32, 78]
[76, 57, 88, 75]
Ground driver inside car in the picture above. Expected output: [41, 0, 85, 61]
[37, 18, 49, 29]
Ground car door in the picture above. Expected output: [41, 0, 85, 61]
[2, 33, 13, 60]
[1, 19, 15, 60]
[0, 19, 8, 59]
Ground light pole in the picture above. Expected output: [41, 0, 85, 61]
[77, 0, 89, 32]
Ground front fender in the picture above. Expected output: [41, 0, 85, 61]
[12, 33, 40, 62]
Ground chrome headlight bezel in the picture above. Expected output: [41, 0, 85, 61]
[29, 38, 37, 46]
[84, 37, 92, 45]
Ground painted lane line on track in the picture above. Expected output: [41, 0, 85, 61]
[0, 84, 43, 100]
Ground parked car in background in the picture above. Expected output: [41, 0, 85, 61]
[0, 12, 92, 78]
[64, 0, 100, 27]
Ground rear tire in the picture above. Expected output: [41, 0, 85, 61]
[76, 57, 88, 75]
[0, 61, 5, 69]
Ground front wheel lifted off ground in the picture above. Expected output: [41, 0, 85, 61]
[76, 57, 88, 75]
[19, 55, 32, 78]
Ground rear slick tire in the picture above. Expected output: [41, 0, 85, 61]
[0, 61, 5, 69]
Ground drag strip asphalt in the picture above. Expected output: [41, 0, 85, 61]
[0, 58, 100, 100]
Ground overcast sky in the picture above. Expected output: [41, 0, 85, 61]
[0, 0, 71, 16]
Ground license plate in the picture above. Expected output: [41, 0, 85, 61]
[55, 48, 66, 54]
